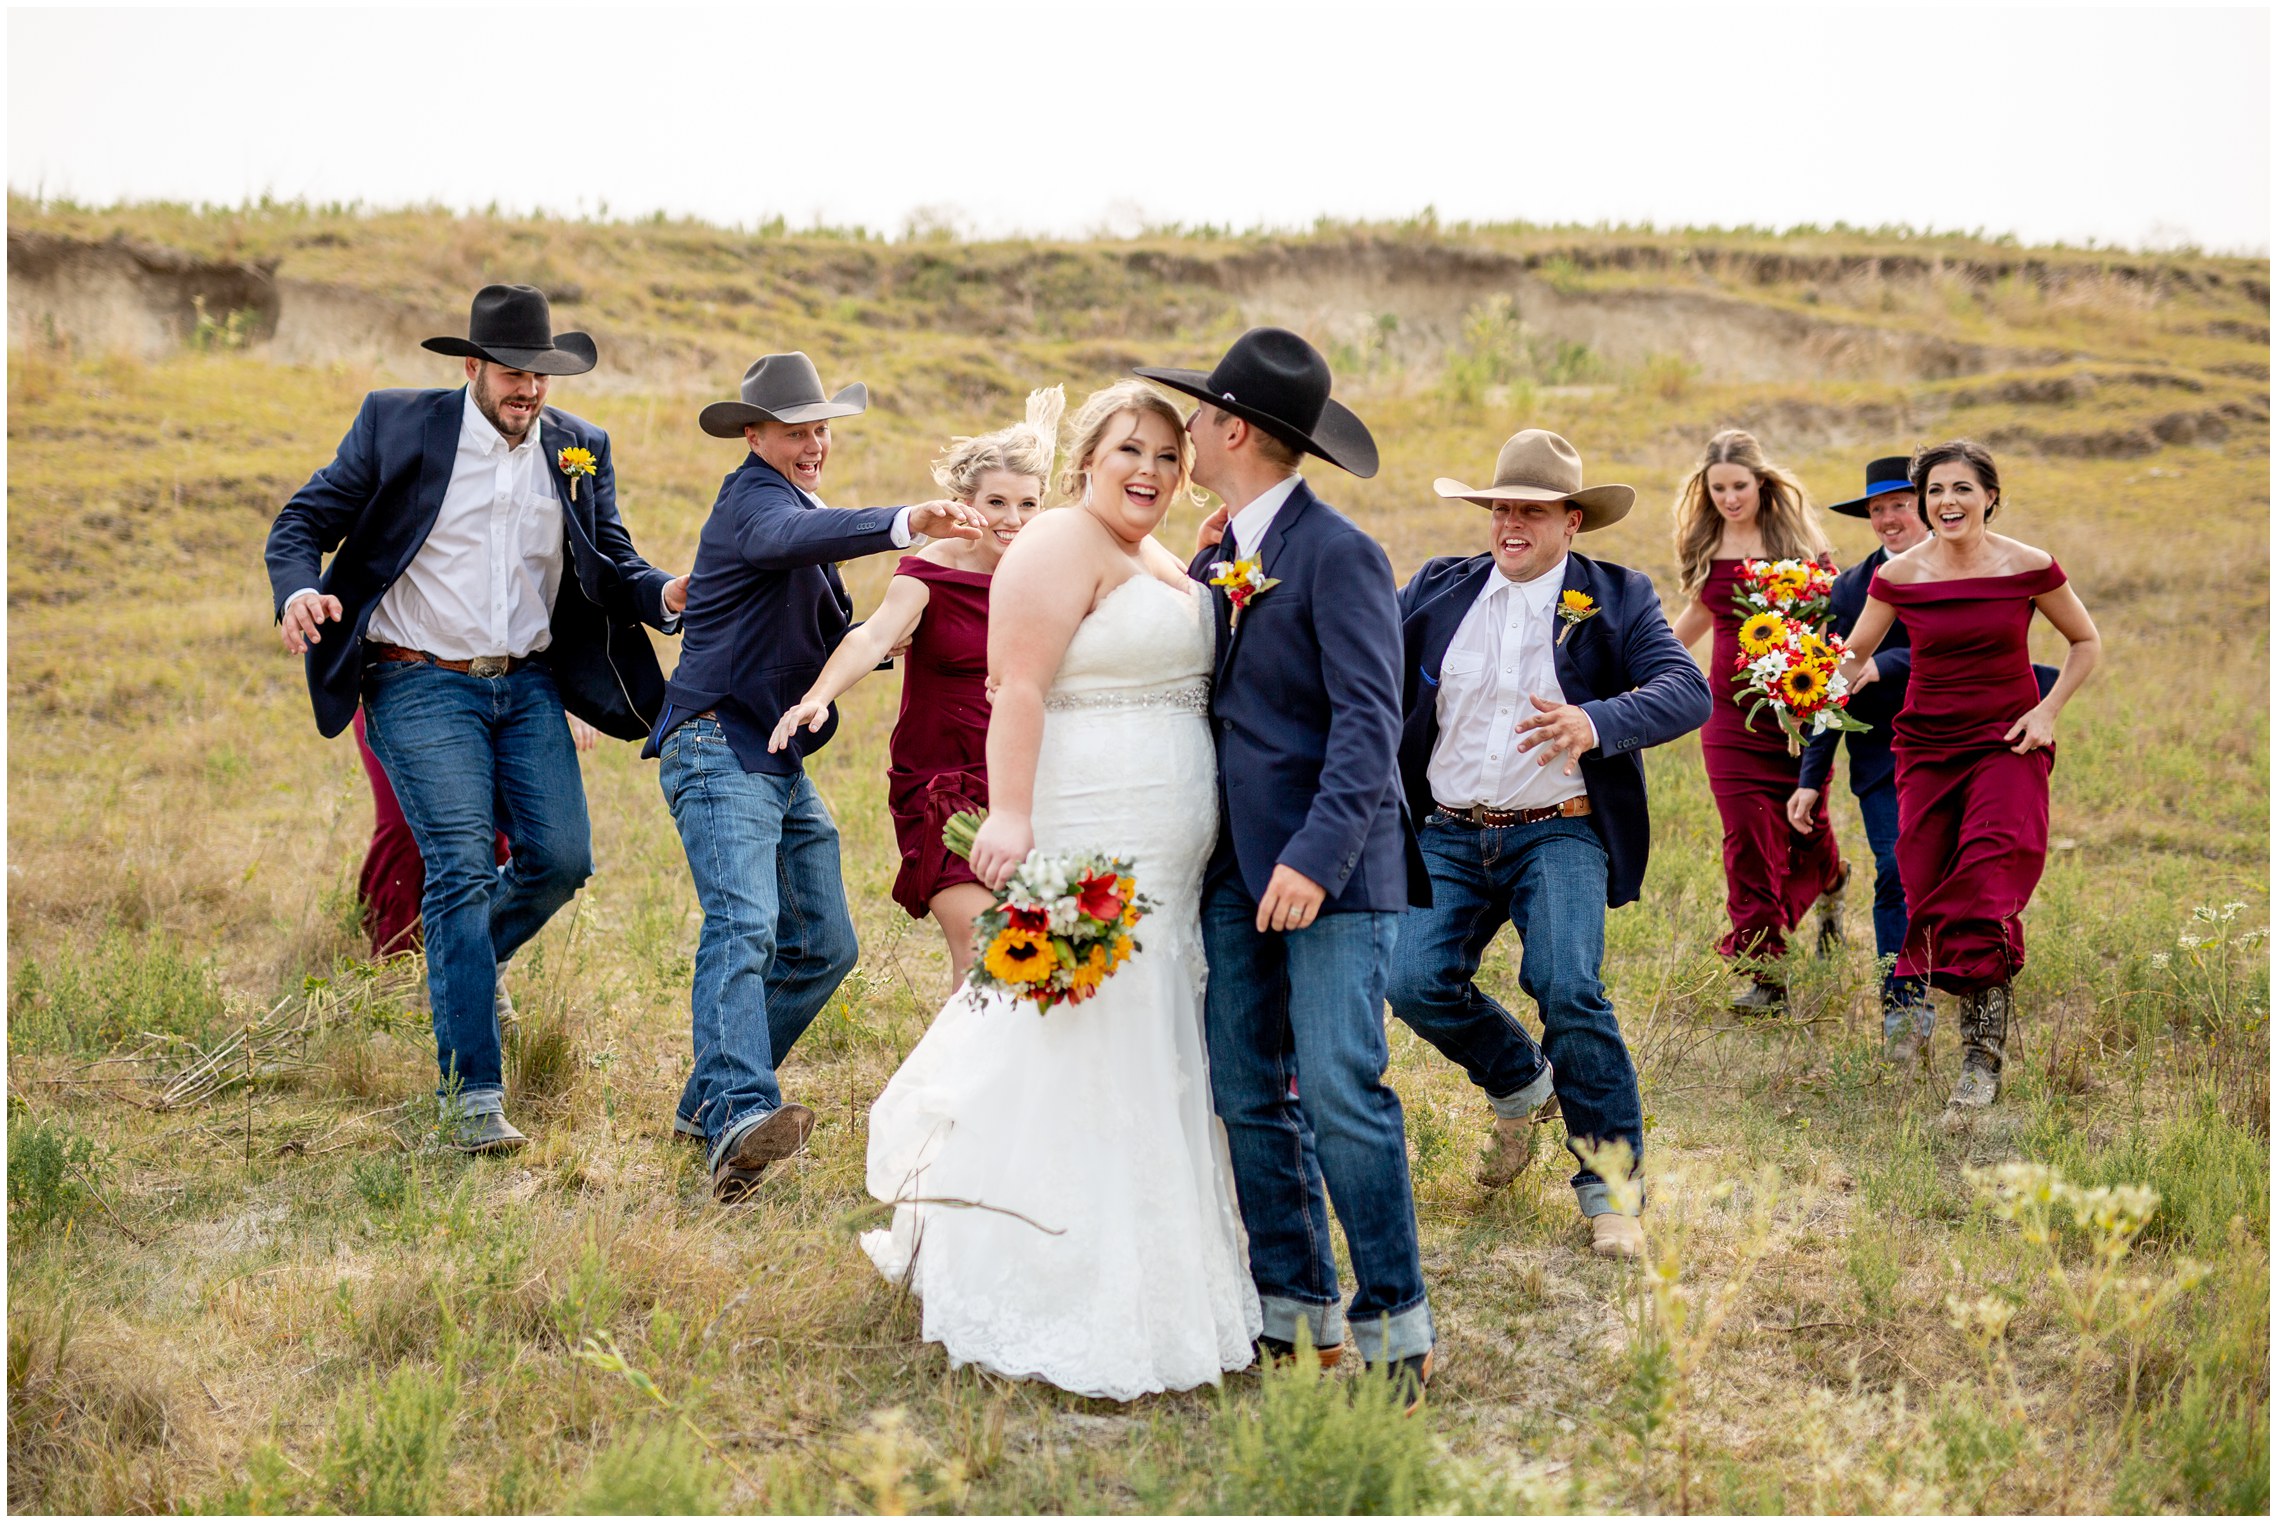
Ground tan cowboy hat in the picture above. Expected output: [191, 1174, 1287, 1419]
[1434, 429, 1636, 531]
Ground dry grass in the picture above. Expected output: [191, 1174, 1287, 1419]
[5, 205, 2268, 1513]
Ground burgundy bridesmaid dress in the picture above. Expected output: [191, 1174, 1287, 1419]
[885, 557, 994, 919]
[1870, 561, 2067, 993]
[1699, 557, 1846, 961]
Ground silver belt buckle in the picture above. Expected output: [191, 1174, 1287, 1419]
[468, 656, 510, 679]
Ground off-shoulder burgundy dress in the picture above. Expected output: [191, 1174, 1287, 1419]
[1870, 561, 2067, 993]
[886, 557, 993, 919]
[1699, 558, 1846, 961]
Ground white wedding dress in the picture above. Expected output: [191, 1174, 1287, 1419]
[862, 573, 1262, 1399]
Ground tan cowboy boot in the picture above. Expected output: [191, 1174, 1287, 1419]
[1590, 1212, 1646, 1260]
[1476, 1094, 1562, 1190]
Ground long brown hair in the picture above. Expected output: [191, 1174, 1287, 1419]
[1670, 429, 1830, 595]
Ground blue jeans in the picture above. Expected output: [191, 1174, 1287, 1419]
[1387, 815, 1642, 1218]
[657, 718, 859, 1168]
[362, 659, 592, 1102]
[1855, 778, 1931, 1038]
[1201, 880, 1432, 1363]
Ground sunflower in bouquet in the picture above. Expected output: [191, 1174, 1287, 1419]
[1731, 614, 1871, 755]
[944, 810, 1154, 1012]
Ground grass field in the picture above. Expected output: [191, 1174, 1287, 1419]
[5, 201, 2269, 1513]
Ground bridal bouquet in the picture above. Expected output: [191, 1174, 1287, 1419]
[1732, 615, 1871, 754]
[1732, 557, 1837, 629]
[943, 810, 1155, 1012]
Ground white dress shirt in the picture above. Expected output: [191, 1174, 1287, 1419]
[286, 392, 564, 659]
[1427, 556, 1598, 813]
[1224, 473, 1303, 560]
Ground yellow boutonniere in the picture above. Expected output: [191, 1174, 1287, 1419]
[1208, 556, 1282, 629]
[557, 446, 597, 500]
[1556, 589, 1598, 645]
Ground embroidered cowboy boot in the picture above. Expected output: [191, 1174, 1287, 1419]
[1813, 862, 1851, 957]
[1944, 983, 2011, 1115]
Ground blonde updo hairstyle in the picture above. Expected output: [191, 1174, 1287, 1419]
[932, 386, 1066, 500]
[1057, 379, 1194, 503]
[1670, 428, 1831, 596]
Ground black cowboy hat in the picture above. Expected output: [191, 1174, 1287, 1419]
[1135, 327, 1379, 478]
[422, 284, 597, 375]
[1827, 455, 1916, 518]
[699, 353, 869, 438]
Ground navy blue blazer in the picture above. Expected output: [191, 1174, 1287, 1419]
[1799, 546, 2056, 795]
[265, 387, 677, 741]
[1186, 481, 1422, 914]
[643, 454, 903, 774]
[1397, 551, 1711, 910]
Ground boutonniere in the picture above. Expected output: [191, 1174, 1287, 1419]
[1555, 589, 1598, 645]
[556, 446, 597, 500]
[1208, 556, 1281, 628]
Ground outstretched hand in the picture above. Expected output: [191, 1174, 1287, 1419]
[1512, 694, 1596, 776]
[663, 573, 691, 617]
[908, 499, 987, 541]
[769, 699, 831, 753]
[279, 591, 343, 655]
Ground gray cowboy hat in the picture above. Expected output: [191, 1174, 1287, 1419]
[421, 284, 596, 375]
[1134, 326, 1379, 478]
[1434, 429, 1636, 531]
[699, 353, 869, 437]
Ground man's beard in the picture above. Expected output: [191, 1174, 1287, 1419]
[475, 379, 538, 440]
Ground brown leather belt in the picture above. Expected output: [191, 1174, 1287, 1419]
[1434, 796, 1593, 829]
[366, 641, 529, 678]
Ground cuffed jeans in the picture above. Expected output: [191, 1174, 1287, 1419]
[1387, 814, 1643, 1218]
[1201, 878, 1432, 1363]
[362, 659, 592, 1102]
[1855, 777, 1931, 1039]
[657, 718, 859, 1170]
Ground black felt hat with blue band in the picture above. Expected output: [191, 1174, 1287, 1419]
[1827, 456, 1917, 518]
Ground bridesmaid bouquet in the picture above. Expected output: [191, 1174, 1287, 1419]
[1733, 617, 1871, 754]
[943, 810, 1156, 1012]
[1733, 557, 1837, 628]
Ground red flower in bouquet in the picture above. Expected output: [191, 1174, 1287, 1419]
[1077, 869, 1126, 924]
[1006, 904, 1050, 933]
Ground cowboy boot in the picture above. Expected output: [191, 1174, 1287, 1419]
[1883, 987, 1933, 1066]
[1814, 862, 1851, 957]
[1730, 976, 1787, 1016]
[1944, 984, 2011, 1116]
[1477, 1093, 1562, 1191]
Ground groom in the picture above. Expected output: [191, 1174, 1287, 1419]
[267, 284, 688, 1152]
[1140, 330, 1436, 1401]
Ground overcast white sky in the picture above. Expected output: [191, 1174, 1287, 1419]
[8, 4, 2270, 252]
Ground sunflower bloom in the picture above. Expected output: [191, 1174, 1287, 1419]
[1796, 632, 1835, 666]
[984, 927, 1057, 985]
[1739, 612, 1788, 656]
[1777, 665, 1826, 709]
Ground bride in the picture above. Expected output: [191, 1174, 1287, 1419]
[861, 380, 1261, 1399]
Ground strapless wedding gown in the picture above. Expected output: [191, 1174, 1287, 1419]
[862, 573, 1261, 1399]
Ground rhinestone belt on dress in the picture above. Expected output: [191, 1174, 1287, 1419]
[1043, 680, 1210, 715]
